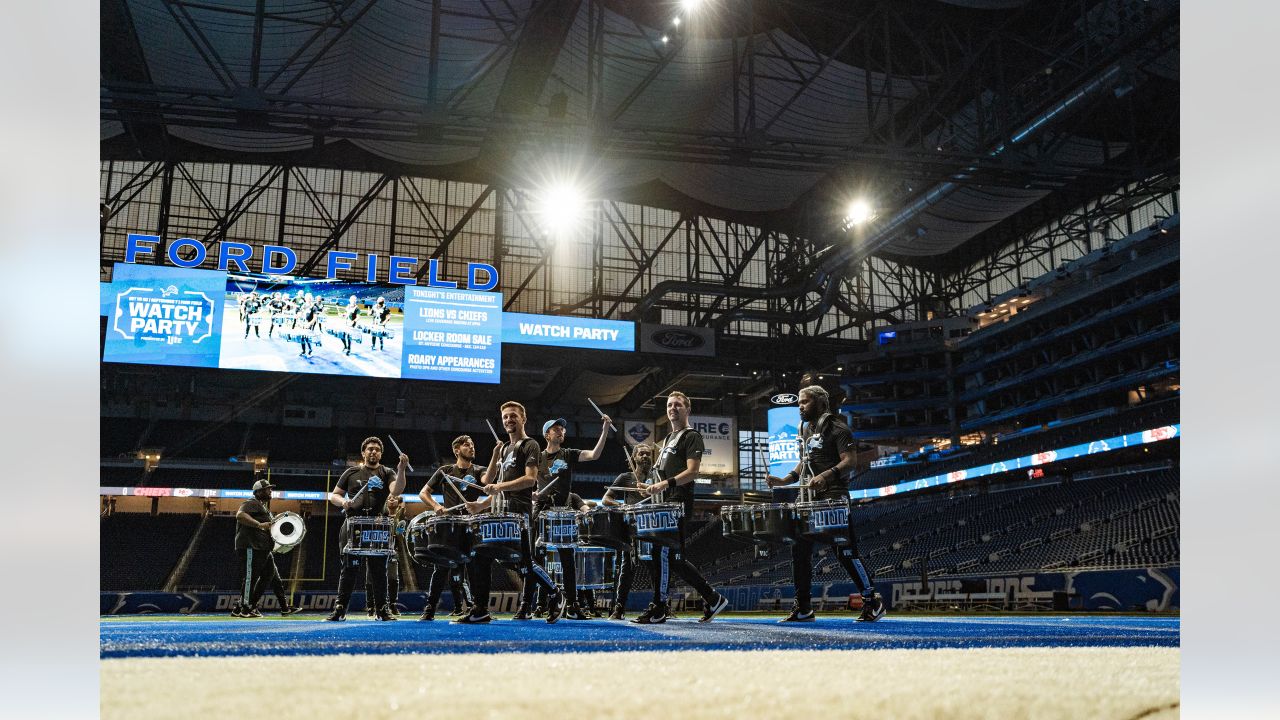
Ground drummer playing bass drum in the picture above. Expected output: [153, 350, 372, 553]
[632, 391, 729, 624]
[766, 385, 884, 623]
[324, 436, 407, 622]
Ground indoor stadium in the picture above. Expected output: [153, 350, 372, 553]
[98, 1, 1182, 717]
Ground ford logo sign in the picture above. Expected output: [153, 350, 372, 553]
[771, 393, 798, 405]
[650, 329, 704, 350]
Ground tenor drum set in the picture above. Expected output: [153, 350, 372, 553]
[721, 498, 851, 547]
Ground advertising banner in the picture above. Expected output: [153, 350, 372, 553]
[767, 407, 802, 478]
[685, 415, 737, 475]
[103, 265, 225, 368]
[638, 323, 715, 357]
[502, 312, 634, 351]
[400, 287, 502, 383]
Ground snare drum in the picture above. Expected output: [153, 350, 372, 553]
[537, 510, 580, 549]
[342, 515, 396, 556]
[794, 499, 851, 545]
[574, 546, 618, 589]
[720, 505, 757, 542]
[470, 512, 528, 564]
[624, 503, 684, 548]
[424, 514, 475, 565]
[750, 503, 799, 545]
[576, 506, 631, 550]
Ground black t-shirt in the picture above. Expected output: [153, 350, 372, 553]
[427, 463, 486, 510]
[536, 447, 582, 511]
[235, 498, 273, 551]
[373, 305, 391, 323]
[603, 467, 657, 504]
[336, 464, 396, 516]
[802, 413, 856, 500]
[656, 428, 704, 508]
[497, 437, 540, 513]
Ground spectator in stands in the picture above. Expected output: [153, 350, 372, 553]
[767, 385, 885, 623]
[232, 477, 299, 618]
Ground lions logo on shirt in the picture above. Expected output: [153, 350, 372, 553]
[548, 459, 568, 476]
[805, 435, 825, 451]
[500, 451, 518, 475]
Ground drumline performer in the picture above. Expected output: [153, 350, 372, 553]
[231, 477, 300, 617]
[766, 385, 884, 622]
[366, 493, 407, 619]
[370, 297, 391, 351]
[529, 414, 612, 620]
[242, 291, 263, 339]
[455, 402, 565, 624]
[415, 435, 484, 621]
[324, 437, 407, 621]
[340, 295, 360, 356]
[632, 391, 729, 624]
[266, 291, 288, 338]
[600, 441, 656, 620]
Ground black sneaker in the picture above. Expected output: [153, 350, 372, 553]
[562, 605, 589, 621]
[630, 602, 668, 624]
[452, 611, 492, 624]
[280, 604, 302, 616]
[245, 607, 264, 619]
[448, 604, 466, 617]
[531, 605, 547, 619]
[324, 605, 347, 622]
[608, 605, 624, 621]
[857, 594, 886, 622]
[698, 593, 730, 623]
[779, 606, 815, 623]
[230, 605, 244, 618]
[376, 605, 397, 621]
[512, 608, 534, 621]
[546, 592, 565, 624]
[420, 604, 437, 622]
[367, 606, 377, 619]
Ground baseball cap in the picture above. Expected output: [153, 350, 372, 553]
[252, 479, 276, 492]
[541, 418, 567, 435]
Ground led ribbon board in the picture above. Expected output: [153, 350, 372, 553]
[849, 424, 1181, 499]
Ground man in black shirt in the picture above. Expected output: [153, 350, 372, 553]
[455, 401, 564, 624]
[767, 385, 884, 622]
[231, 478, 299, 618]
[324, 436, 407, 621]
[370, 297, 391, 351]
[530, 414, 611, 620]
[241, 291, 263, 339]
[632, 391, 729, 624]
[415, 435, 484, 620]
[602, 442, 655, 620]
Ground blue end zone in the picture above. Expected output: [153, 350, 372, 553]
[101, 615, 1179, 659]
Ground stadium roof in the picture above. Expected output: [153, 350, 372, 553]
[102, 0, 1178, 271]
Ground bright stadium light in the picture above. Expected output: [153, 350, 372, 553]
[535, 181, 588, 237]
[844, 199, 873, 226]
[681, 0, 704, 12]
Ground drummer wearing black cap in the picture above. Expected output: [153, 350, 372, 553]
[766, 385, 884, 622]
[232, 477, 300, 618]
[529, 414, 611, 620]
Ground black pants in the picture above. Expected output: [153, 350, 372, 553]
[468, 523, 557, 615]
[792, 500, 875, 610]
[649, 517, 716, 606]
[337, 553, 387, 611]
[365, 555, 399, 607]
[249, 551, 290, 608]
[613, 547, 637, 609]
[236, 547, 274, 608]
[534, 545, 578, 609]
[425, 563, 472, 608]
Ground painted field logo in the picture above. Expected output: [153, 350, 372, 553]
[478, 521, 520, 542]
[650, 329, 703, 350]
[635, 510, 678, 531]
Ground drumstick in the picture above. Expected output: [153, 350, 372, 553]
[442, 473, 485, 492]
[586, 398, 617, 433]
[386, 434, 414, 472]
[605, 486, 645, 492]
[485, 419, 502, 443]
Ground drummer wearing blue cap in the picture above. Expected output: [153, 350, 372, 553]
[527, 413, 611, 619]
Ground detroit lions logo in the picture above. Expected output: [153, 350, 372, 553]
[806, 435, 824, 451]
[161, 285, 179, 297]
[500, 452, 517, 474]
[548, 459, 568, 475]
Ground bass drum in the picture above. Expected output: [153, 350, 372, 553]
[270, 511, 307, 554]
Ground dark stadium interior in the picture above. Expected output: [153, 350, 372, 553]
[100, 0, 1179, 616]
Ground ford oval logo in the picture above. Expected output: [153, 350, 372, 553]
[771, 393, 798, 405]
[650, 329, 704, 350]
